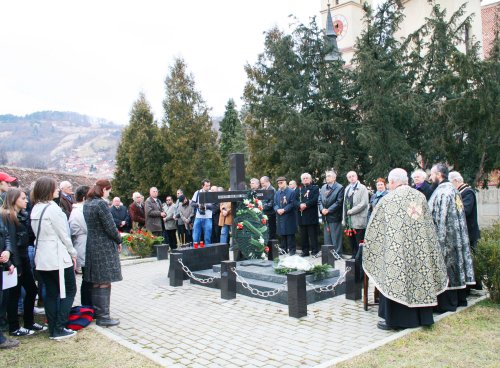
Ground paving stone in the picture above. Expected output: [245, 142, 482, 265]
[87, 259, 476, 367]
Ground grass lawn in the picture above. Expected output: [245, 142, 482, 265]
[336, 299, 500, 368]
[3, 299, 498, 367]
[3, 324, 160, 368]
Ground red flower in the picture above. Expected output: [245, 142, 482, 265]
[261, 218, 267, 225]
[237, 222, 243, 230]
[258, 206, 263, 211]
[255, 198, 260, 205]
[247, 203, 254, 209]
[127, 236, 132, 242]
[265, 246, 270, 253]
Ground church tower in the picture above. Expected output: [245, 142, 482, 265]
[320, 0, 372, 65]
[320, 1, 484, 65]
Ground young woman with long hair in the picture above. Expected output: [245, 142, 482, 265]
[2, 188, 47, 336]
[30, 177, 77, 340]
[83, 179, 122, 327]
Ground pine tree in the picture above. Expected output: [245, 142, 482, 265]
[113, 93, 165, 201]
[351, 0, 419, 185]
[161, 58, 224, 196]
[219, 99, 246, 163]
[243, 17, 356, 181]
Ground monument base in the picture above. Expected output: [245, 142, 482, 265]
[191, 260, 346, 305]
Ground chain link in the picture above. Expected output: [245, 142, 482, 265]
[278, 248, 288, 256]
[330, 249, 342, 261]
[231, 267, 287, 298]
[177, 259, 218, 284]
[306, 266, 351, 293]
[311, 251, 322, 259]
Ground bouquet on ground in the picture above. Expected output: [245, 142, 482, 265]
[121, 229, 164, 258]
[234, 192, 269, 259]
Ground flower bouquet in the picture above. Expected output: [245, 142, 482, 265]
[121, 229, 164, 258]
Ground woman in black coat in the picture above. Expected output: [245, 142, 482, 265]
[83, 179, 122, 327]
[3, 189, 47, 336]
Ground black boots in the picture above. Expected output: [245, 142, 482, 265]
[92, 287, 120, 327]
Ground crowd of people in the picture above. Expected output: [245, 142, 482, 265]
[0, 161, 481, 348]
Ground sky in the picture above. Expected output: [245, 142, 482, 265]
[0, 0, 323, 125]
[1, 0, 495, 125]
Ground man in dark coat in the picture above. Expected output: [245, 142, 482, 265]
[297, 173, 320, 257]
[273, 177, 297, 255]
[449, 171, 480, 250]
[260, 176, 276, 242]
[411, 169, 434, 200]
[110, 197, 131, 233]
[59, 181, 75, 219]
[318, 170, 344, 256]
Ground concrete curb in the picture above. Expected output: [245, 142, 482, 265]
[314, 293, 489, 368]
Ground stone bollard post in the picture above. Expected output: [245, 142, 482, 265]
[345, 259, 362, 300]
[220, 261, 237, 300]
[169, 253, 184, 287]
[321, 245, 335, 268]
[287, 271, 307, 318]
[268, 239, 280, 261]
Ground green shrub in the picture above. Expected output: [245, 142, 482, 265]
[474, 222, 500, 303]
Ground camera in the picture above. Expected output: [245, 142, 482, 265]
[198, 204, 206, 215]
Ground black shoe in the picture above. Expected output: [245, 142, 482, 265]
[50, 328, 76, 340]
[377, 321, 397, 331]
[27, 323, 48, 332]
[311, 252, 319, 257]
[10, 327, 35, 337]
[96, 318, 120, 327]
[289, 251, 296, 256]
[0, 338, 19, 349]
[301, 253, 310, 257]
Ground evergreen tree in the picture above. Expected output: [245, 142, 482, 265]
[161, 58, 224, 195]
[351, 0, 419, 185]
[218, 98, 247, 175]
[243, 17, 356, 181]
[411, 3, 499, 185]
[113, 93, 165, 201]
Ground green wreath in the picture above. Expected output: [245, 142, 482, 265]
[233, 192, 269, 259]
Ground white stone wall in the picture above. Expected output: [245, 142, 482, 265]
[478, 187, 500, 228]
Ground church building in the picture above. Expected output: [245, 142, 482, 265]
[320, 0, 486, 65]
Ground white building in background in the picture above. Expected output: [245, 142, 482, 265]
[320, 0, 484, 65]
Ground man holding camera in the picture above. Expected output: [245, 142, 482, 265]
[191, 179, 214, 245]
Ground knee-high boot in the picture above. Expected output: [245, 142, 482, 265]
[92, 288, 119, 327]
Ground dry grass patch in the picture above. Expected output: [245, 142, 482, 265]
[337, 299, 500, 368]
[3, 326, 160, 368]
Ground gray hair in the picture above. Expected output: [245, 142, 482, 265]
[250, 178, 260, 186]
[300, 173, 312, 181]
[449, 171, 464, 183]
[411, 169, 427, 180]
[59, 181, 72, 190]
[132, 191, 141, 200]
[325, 170, 337, 178]
[388, 168, 408, 185]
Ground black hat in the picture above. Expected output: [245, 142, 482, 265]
[276, 176, 287, 183]
[178, 195, 186, 202]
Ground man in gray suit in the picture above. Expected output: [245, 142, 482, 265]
[319, 170, 344, 256]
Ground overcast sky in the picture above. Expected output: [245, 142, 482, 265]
[0, 0, 494, 125]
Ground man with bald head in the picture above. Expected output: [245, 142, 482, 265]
[297, 173, 320, 257]
[145, 187, 166, 237]
[110, 197, 131, 233]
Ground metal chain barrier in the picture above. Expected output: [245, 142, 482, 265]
[278, 248, 288, 256]
[177, 259, 218, 284]
[306, 266, 351, 294]
[231, 267, 287, 298]
[330, 249, 342, 261]
[311, 251, 322, 259]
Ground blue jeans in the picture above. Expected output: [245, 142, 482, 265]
[220, 225, 230, 244]
[192, 218, 212, 245]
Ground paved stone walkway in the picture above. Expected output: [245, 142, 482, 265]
[82, 257, 485, 368]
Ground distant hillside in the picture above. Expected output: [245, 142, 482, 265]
[0, 111, 122, 177]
